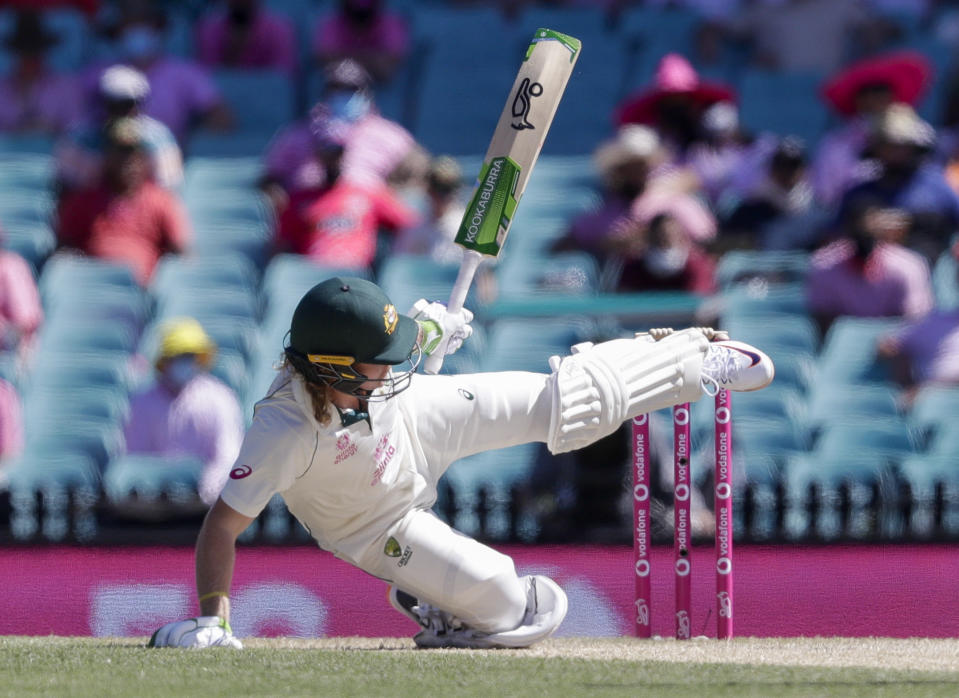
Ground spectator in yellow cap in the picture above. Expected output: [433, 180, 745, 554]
[122, 317, 244, 517]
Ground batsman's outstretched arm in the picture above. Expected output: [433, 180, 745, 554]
[196, 499, 255, 620]
[149, 499, 254, 649]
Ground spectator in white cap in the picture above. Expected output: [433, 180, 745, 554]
[55, 64, 183, 199]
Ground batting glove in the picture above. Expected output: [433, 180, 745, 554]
[410, 299, 474, 358]
[148, 616, 243, 649]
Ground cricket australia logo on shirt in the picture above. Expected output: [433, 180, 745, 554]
[334, 433, 358, 464]
[370, 434, 396, 486]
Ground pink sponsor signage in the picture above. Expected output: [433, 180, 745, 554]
[1, 545, 957, 638]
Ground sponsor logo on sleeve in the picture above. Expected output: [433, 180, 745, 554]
[230, 465, 252, 480]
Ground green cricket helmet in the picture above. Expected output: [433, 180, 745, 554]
[285, 277, 421, 398]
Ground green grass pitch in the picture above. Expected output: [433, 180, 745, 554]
[2, 637, 958, 697]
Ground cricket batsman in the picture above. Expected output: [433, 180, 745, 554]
[150, 276, 774, 649]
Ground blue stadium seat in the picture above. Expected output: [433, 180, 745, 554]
[22, 385, 129, 426]
[932, 249, 959, 310]
[3, 449, 100, 495]
[103, 454, 204, 504]
[378, 255, 471, 316]
[908, 386, 959, 445]
[804, 383, 901, 433]
[151, 252, 259, 298]
[814, 420, 918, 461]
[23, 421, 124, 473]
[40, 256, 138, 302]
[738, 69, 829, 146]
[43, 285, 148, 337]
[720, 282, 807, 320]
[496, 251, 600, 299]
[184, 156, 262, 191]
[36, 319, 138, 355]
[212, 69, 295, 137]
[155, 286, 260, 323]
[815, 317, 901, 386]
[715, 250, 810, 289]
[262, 254, 369, 312]
[187, 131, 276, 157]
[723, 314, 818, 354]
[482, 316, 595, 373]
[782, 454, 897, 541]
[897, 455, 959, 538]
[443, 442, 540, 539]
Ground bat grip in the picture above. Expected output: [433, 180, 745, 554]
[422, 250, 483, 375]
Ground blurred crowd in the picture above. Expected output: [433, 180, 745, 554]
[0, 0, 958, 534]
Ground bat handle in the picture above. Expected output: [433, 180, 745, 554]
[422, 250, 483, 375]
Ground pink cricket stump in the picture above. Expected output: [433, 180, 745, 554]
[631, 414, 652, 638]
[673, 403, 692, 640]
[714, 390, 734, 639]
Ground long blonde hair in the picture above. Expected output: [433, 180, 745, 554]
[279, 356, 334, 426]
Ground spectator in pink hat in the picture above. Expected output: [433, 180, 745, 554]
[196, 0, 298, 76]
[313, 0, 410, 85]
[812, 51, 932, 207]
[260, 59, 426, 213]
[615, 53, 736, 162]
[0, 10, 82, 134]
[94, 1, 233, 143]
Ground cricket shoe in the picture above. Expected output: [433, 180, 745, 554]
[700, 340, 774, 395]
[388, 576, 568, 649]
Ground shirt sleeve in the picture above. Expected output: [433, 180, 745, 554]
[218, 404, 306, 519]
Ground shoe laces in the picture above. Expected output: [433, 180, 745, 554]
[701, 344, 741, 397]
[414, 602, 464, 636]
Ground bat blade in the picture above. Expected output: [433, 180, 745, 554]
[423, 28, 580, 375]
[454, 28, 581, 259]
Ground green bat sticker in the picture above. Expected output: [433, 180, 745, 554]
[454, 156, 520, 257]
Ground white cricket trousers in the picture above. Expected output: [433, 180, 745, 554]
[362, 334, 705, 633]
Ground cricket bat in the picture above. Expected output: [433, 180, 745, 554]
[423, 28, 581, 375]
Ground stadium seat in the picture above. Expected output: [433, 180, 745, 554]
[804, 383, 901, 432]
[39, 256, 138, 302]
[378, 255, 470, 316]
[23, 421, 124, 473]
[43, 286, 149, 337]
[738, 69, 829, 146]
[897, 455, 959, 538]
[720, 282, 808, 320]
[184, 157, 262, 192]
[22, 385, 129, 426]
[482, 316, 595, 373]
[814, 420, 919, 461]
[782, 454, 897, 542]
[155, 287, 260, 323]
[443, 442, 540, 539]
[187, 131, 276, 157]
[36, 320, 138, 355]
[815, 317, 901, 386]
[715, 251, 811, 290]
[262, 254, 370, 314]
[151, 252, 259, 298]
[103, 454, 204, 505]
[929, 426, 959, 457]
[212, 69, 295, 137]
[495, 251, 600, 299]
[908, 386, 959, 445]
[723, 314, 819, 354]
[932, 249, 959, 310]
